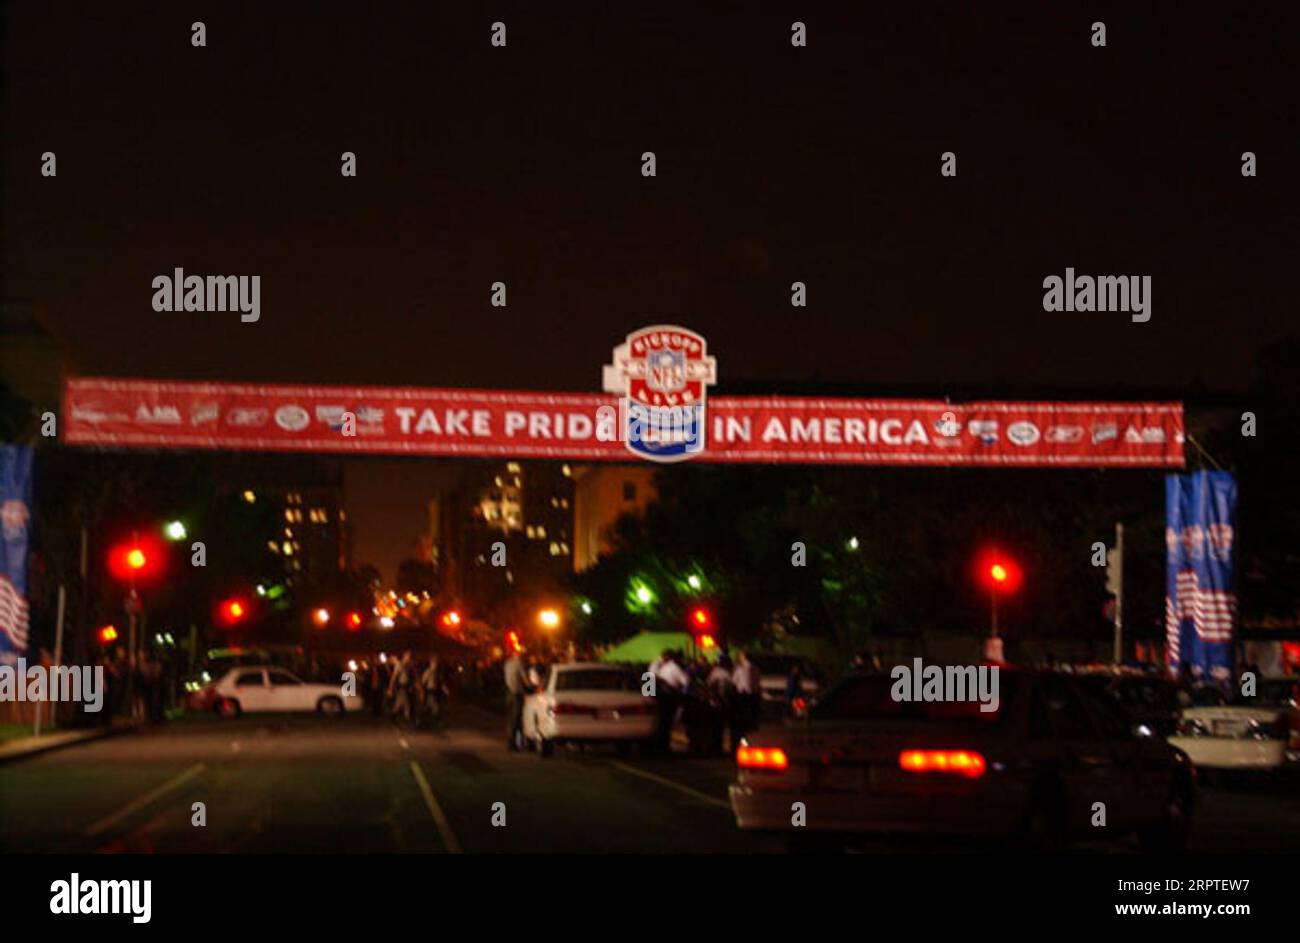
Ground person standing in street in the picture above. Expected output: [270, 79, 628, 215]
[651, 650, 691, 755]
[503, 648, 533, 750]
[732, 651, 763, 742]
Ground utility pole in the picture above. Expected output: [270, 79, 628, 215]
[1108, 523, 1124, 665]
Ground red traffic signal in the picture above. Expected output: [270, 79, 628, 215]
[217, 597, 250, 627]
[345, 611, 363, 631]
[108, 536, 164, 582]
[976, 549, 1022, 594]
[689, 607, 713, 631]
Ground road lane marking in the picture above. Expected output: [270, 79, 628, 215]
[84, 763, 207, 838]
[609, 761, 731, 810]
[409, 760, 463, 854]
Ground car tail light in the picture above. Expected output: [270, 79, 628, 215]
[736, 745, 789, 770]
[898, 749, 987, 778]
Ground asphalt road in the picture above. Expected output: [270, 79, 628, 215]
[1, 706, 1296, 854]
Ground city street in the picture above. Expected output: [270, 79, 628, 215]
[3, 708, 1296, 854]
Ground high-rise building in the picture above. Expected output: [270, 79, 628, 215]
[571, 465, 658, 571]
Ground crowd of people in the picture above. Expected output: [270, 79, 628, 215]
[360, 652, 453, 727]
[500, 646, 805, 758]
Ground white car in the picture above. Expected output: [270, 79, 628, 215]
[523, 663, 657, 756]
[1167, 678, 1300, 772]
[210, 666, 363, 717]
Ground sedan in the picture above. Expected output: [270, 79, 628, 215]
[523, 663, 657, 756]
[729, 669, 1197, 852]
[208, 666, 363, 717]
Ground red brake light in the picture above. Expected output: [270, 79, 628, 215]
[898, 749, 987, 778]
[736, 745, 789, 770]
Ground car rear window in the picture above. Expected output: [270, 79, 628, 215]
[810, 673, 1013, 724]
[555, 669, 640, 692]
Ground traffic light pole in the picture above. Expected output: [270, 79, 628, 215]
[1112, 523, 1124, 665]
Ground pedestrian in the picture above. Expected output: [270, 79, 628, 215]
[784, 662, 804, 718]
[708, 655, 736, 752]
[387, 652, 414, 724]
[419, 656, 441, 726]
[502, 648, 533, 750]
[651, 649, 691, 754]
[732, 651, 762, 742]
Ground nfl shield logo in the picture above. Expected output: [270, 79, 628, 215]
[603, 325, 717, 462]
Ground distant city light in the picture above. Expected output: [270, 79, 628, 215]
[538, 608, 560, 630]
[580, 601, 593, 615]
[847, 536, 860, 551]
[242, 490, 256, 503]
[164, 520, 187, 541]
[312, 608, 330, 627]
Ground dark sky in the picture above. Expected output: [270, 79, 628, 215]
[4, 2, 1297, 400]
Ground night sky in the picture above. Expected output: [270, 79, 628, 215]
[5, 2, 1297, 401]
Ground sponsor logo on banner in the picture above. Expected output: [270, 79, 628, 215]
[316, 405, 346, 428]
[603, 326, 717, 462]
[967, 420, 998, 445]
[1091, 423, 1118, 444]
[1045, 424, 1084, 443]
[70, 405, 128, 424]
[190, 403, 219, 425]
[933, 411, 963, 445]
[1006, 421, 1041, 447]
[226, 408, 269, 427]
[1125, 425, 1166, 444]
[275, 405, 311, 432]
[135, 404, 181, 425]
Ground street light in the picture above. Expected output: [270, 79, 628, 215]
[537, 608, 560, 630]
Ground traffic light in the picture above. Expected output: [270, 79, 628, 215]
[345, 611, 363, 630]
[108, 536, 163, 582]
[97, 625, 119, 644]
[689, 606, 713, 631]
[976, 550, 1022, 594]
[217, 597, 250, 627]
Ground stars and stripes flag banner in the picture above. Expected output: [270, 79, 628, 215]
[1165, 470, 1237, 682]
[0, 446, 34, 663]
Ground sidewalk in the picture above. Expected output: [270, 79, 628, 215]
[0, 719, 140, 765]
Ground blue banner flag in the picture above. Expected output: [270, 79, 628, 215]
[1165, 471, 1237, 683]
[0, 446, 34, 662]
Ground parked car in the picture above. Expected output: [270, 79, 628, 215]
[207, 666, 362, 717]
[522, 663, 657, 756]
[1167, 677, 1300, 773]
[729, 669, 1197, 852]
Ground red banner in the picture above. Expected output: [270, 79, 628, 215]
[63, 377, 1184, 467]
